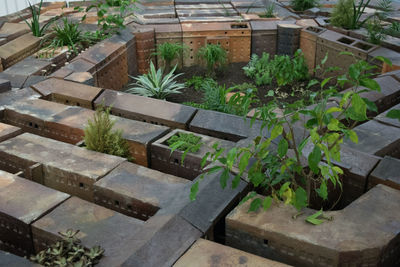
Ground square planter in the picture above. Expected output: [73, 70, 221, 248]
[150, 129, 235, 180]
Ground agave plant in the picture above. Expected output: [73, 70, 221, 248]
[126, 62, 185, 99]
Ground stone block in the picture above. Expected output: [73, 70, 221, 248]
[369, 156, 400, 190]
[0, 133, 126, 201]
[277, 24, 302, 56]
[344, 120, 400, 158]
[300, 26, 326, 73]
[0, 72, 28, 88]
[64, 71, 95, 86]
[22, 75, 47, 88]
[94, 89, 197, 129]
[94, 49, 129, 91]
[0, 78, 11, 93]
[0, 23, 29, 42]
[368, 46, 400, 73]
[0, 250, 39, 266]
[31, 197, 144, 266]
[64, 58, 96, 73]
[151, 129, 235, 180]
[226, 184, 400, 266]
[3, 56, 52, 77]
[174, 239, 289, 267]
[31, 78, 103, 109]
[130, 27, 156, 74]
[0, 88, 40, 111]
[0, 171, 69, 256]
[93, 161, 190, 220]
[374, 103, 400, 128]
[0, 122, 22, 143]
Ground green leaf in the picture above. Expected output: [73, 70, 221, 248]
[232, 174, 241, 189]
[249, 198, 262, 212]
[298, 137, 309, 153]
[239, 191, 256, 206]
[239, 151, 251, 174]
[190, 181, 199, 201]
[321, 77, 332, 89]
[250, 172, 265, 187]
[201, 152, 210, 168]
[306, 209, 324, 225]
[387, 109, 400, 121]
[321, 52, 328, 65]
[374, 56, 392, 67]
[316, 181, 328, 200]
[362, 98, 378, 113]
[348, 64, 360, 80]
[262, 196, 273, 210]
[220, 168, 230, 189]
[332, 166, 344, 175]
[270, 124, 283, 139]
[277, 139, 289, 158]
[348, 94, 368, 121]
[226, 147, 237, 169]
[293, 187, 307, 211]
[348, 130, 358, 143]
[308, 146, 321, 174]
[326, 107, 342, 114]
[327, 118, 341, 131]
[360, 78, 380, 92]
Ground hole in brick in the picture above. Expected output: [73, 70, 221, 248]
[66, 100, 69, 104]
[190, 41, 193, 44]
[264, 239, 269, 245]
[306, 26, 323, 33]
[110, 110, 113, 114]
[224, 31, 228, 34]
[114, 200, 120, 206]
[338, 37, 354, 45]
[79, 182, 84, 188]
[174, 158, 179, 164]
[127, 204, 132, 210]
[29, 122, 33, 127]
[190, 56, 193, 59]
[34, 124, 38, 129]
[190, 48, 193, 51]
[353, 42, 373, 51]
[77, 103, 80, 106]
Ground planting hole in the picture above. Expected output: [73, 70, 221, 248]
[353, 42, 373, 51]
[338, 37, 354, 45]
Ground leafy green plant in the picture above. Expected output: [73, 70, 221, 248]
[185, 76, 214, 91]
[48, 18, 83, 54]
[291, 0, 319, 11]
[197, 44, 227, 77]
[154, 42, 186, 73]
[385, 21, 400, 37]
[330, 0, 354, 29]
[23, 0, 56, 37]
[190, 54, 390, 224]
[168, 132, 203, 153]
[367, 18, 386, 44]
[243, 51, 309, 86]
[126, 62, 184, 99]
[84, 106, 132, 160]
[30, 229, 104, 266]
[260, 4, 276, 18]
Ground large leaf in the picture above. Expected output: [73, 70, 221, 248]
[387, 109, 400, 121]
[277, 139, 289, 158]
[306, 209, 324, 225]
[308, 145, 321, 174]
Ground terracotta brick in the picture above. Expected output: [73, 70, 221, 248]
[95, 89, 197, 129]
[93, 161, 190, 220]
[130, 27, 156, 74]
[0, 122, 22, 142]
[174, 239, 289, 267]
[151, 129, 235, 180]
[31, 78, 103, 109]
[0, 170, 69, 256]
[31, 197, 143, 266]
[0, 133, 126, 201]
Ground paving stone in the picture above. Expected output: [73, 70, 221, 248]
[95, 89, 197, 129]
[0, 250, 39, 266]
[0, 23, 29, 42]
[31, 78, 103, 109]
[0, 78, 11, 93]
[0, 88, 40, 111]
[0, 122, 22, 143]
[22, 75, 47, 88]
[49, 67, 73, 79]
[0, 171, 69, 256]
[64, 71, 95, 85]
[121, 215, 202, 267]
[174, 239, 289, 267]
[0, 133, 126, 201]
[64, 58, 96, 73]
[0, 33, 41, 69]
[151, 129, 235, 180]
[189, 109, 267, 142]
[344, 120, 400, 158]
[374, 103, 400, 128]
[0, 72, 28, 88]
[369, 156, 400, 190]
[226, 184, 400, 266]
[93, 161, 190, 220]
[31, 197, 144, 266]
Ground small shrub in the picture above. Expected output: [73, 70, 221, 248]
[367, 18, 386, 44]
[30, 229, 104, 266]
[126, 62, 184, 99]
[185, 75, 214, 91]
[154, 42, 186, 73]
[385, 21, 400, 37]
[23, 0, 56, 37]
[84, 106, 132, 160]
[330, 0, 354, 29]
[167, 132, 203, 153]
[243, 51, 309, 86]
[291, 0, 319, 11]
[48, 18, 83, 54]
[197, 44, 227, 77]
[260, 4, 275, 18]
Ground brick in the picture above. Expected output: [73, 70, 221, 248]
[277, 24, 302, 56]
[0, 250, 38, 266]
[0, 133, 126, 201]
[369, 156, 400, 190]
[3, 56, 52, 77]
[344, 120, 400, 158]
[64, 71, 95, 86]
[22, 75, 47, 88]
[31, 197, 143, 266]
[130, 27, 155, 74]
[0, 171, 69, 256]
[368, 47, 400, 73]
[0, 23, 29, 42]
[121, 215, 202, 267]
[374, 103, 400, 128]
[94, 49, 129, 91]
[0, 78, 11, 92]
[174, 239, 289, 267]
[151, 129, 235, 180]
[93, 161, 190, 220]
[226, 184, 400, 266]
[0, 72, 28, 88]
[0, 88, 40, 112]
[95, 89, 197, 129]
[31, 78, 103, 109]
[64, 58, 96, 73]
[300, 26, 326, 72]
[0, 122, 22, 142]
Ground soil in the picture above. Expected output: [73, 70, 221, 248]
[168, 62, 325, 108]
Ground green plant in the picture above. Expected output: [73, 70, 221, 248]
[154, 42, 186, 73]
[260, 4, 276, 18]
[168, 132, 203, 153]
[197, 44, 227, 77]
[385, 21, 400, 37]
[185, 76, 214, 91]
[330, 0, 354, 29]
[243, 51, 309, 86]
[126, 62, 184, 99]
[48, 18, 83, 54]
[30, 229, 104, 266]
[190, 54, 390, 224]
[23, 0, 56, 37]
[84, 106, 132, 160]
[367, 18, 386, 44]
[291, 0, 319, 11]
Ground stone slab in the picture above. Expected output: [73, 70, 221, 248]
[174, 239, 289, 267]
[0, 171, 69, 256]
[31, 78, 103, 109]
[94, 89, 197, 129]
[0, 72, 28, 88]
[0, 78, 11, 93]
[0, 23, 29, 42]
[226, 184, 400, 266]
[0, 122, 22, 143]
[0, 88, 40, 112]
[369, 156, 400, 190]
[3, 56, 52, 77]
[0, 33, 41, 68]
[93, 161, 190, 220]
[0, 250, 38, 266]
[374, 103, 400, 128]
[0, 133, 126, 201]
[31, 197, 144, 267]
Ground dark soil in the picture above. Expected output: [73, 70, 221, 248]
[168, 62, 325, 108]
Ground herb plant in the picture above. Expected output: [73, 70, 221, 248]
[23, 0, 56, 37]
[126, 62, 184, 99]
[30, 229, 104, 266]
[48, 18, 83, 54]
[367, 18, 386, 44]
[260, 4, 276, 18]
[168, 132, 203, 153]
[84, 106, 132, 160]
[330, 0, 354, 29]
[185, 76, 215, 91]
[291, 0, 319, 11]
[154, 42, 186, 73]
[190, 54, 390, 224]
[197, 44, 227, 77]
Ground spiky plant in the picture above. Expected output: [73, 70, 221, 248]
[154, 42, 186, 73]
[197, 44, 227, 77]
[49, 18, 83, 54]
[23, 0, 56, 37]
